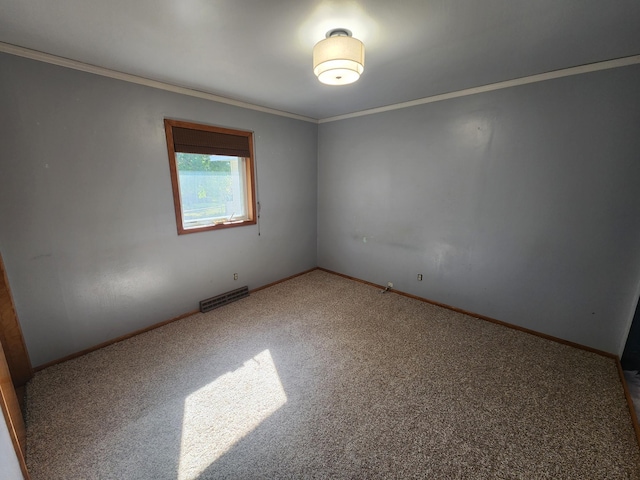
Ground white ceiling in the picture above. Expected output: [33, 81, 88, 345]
[1, 0, 639, 120]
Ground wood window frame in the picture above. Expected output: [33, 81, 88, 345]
[164, 119, 257, 235]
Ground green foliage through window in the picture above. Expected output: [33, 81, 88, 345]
[176, 153, 231, 173]
[177, 154, 240, 224]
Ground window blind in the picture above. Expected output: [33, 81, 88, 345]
[172, 126, 251, 157]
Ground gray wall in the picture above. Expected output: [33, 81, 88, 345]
[2, 51, 639, 364]
[318, 65, 640, 355]
[0, 53, 318, 366]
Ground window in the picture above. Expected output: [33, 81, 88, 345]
[164, 119, 257, 235]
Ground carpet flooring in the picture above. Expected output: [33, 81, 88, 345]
[25, 270, 640, 479]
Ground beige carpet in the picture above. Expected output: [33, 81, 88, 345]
[26, 270, 640, 479]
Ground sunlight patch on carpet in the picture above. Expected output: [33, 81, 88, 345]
[178, 349, 287, 480]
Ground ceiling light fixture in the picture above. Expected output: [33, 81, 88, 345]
[313, 28, 365, 86]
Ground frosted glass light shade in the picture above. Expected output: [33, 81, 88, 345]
[313, 35, 365, 85]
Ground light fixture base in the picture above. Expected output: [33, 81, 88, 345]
[326, 28, 352, 38]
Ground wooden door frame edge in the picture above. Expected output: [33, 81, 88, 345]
[0, 354, 30, 479]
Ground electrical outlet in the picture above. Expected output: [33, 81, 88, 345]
[233, 273, 238, 280]
[387, 282, 393, 288]
[417, 274, 423, 281]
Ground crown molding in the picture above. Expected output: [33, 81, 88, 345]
[1, 42, 638, 125]
[319, 54, 640, 123]
[0, 42, 318, 124]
